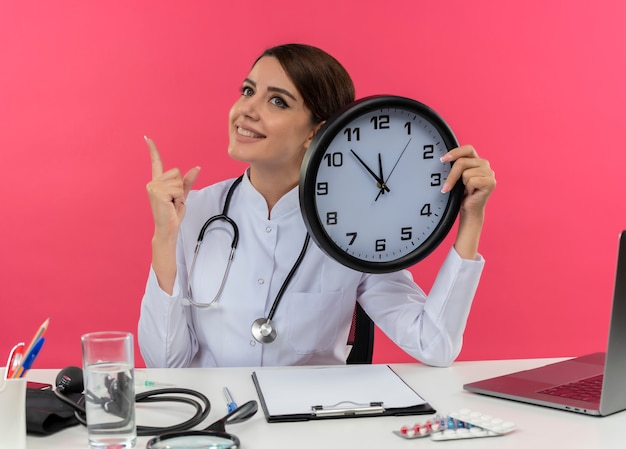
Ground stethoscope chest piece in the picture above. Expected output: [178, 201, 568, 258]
[251, 318, 277, 343]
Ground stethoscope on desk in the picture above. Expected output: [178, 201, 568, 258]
[186, 175, 310, 344]
[52, 365, 259, 446]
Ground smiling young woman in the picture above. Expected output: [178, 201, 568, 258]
[227, 57, 323, 212]
[228, 46, 354, 214]
[139, 43, 496, 369]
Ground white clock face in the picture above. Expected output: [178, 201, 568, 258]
[302, 98, 459, 272]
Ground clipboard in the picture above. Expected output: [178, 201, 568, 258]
[251, 364, 435, 422]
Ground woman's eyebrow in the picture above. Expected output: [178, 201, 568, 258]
[244, 78, 297, 101]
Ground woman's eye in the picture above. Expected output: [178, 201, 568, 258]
[270, 96, 288, 108]
[241, 86, 254, 97]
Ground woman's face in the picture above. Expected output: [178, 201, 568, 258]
[228, 56, 319, 176]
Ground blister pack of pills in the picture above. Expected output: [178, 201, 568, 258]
[393, 409, 516, 441]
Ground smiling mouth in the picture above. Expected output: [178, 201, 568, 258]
[237, 127, 265, 139]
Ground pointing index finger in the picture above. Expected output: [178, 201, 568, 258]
[145, 136, 163, 178]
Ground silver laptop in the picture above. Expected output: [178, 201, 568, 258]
[464, 230, 626, 416]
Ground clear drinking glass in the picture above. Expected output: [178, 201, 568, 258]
[82, 331, 136, 449]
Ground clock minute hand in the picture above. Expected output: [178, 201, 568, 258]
[375, 153, 388, 202]
[350, 149, 391, 193]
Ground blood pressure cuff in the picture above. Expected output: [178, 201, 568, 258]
[25, 389, 81, 435]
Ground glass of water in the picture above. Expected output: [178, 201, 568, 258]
[82, 331, 136, 449]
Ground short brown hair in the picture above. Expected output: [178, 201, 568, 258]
[255, 44, 355, 124]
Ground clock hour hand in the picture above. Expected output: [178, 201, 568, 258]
[350, 149, 390, 193]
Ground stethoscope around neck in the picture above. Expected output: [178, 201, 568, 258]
[185, 175, 310, 344]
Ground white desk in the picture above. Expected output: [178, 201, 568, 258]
[26, 358, 624, 448]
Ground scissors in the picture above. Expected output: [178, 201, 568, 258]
[4, 342, 25, 379]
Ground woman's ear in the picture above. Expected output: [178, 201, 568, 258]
[304, 121, 326, 149]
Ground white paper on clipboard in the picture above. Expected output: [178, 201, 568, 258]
[252, 364, 427, 417]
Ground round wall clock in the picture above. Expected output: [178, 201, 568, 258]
[299, 95, 463, 273]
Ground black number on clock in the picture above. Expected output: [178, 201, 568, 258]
[344, 127, 360, 141]
[323, 152, 343, 167]
[420, 204, 432, 217]
[326, 211, 337, 225]
[430, 173, 441, 187]
[346, 232, 357, 245]
[423, 144, 434, 159]
[370, 115, 390, 130]
[401, 227, 412, 241]
[404, 121, 411, 135]
[375, 239, 386, 252]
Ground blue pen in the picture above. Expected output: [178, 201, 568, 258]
[223, 387, 237, 413]
[14, 337, 45, 378]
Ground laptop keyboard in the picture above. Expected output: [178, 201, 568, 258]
[537, 374, 604, 402]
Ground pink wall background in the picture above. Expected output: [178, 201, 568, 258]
[2, 1, 625, 369]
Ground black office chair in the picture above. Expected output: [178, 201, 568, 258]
[346, 302, 375, 364]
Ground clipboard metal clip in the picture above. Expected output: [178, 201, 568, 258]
[312, 401, 385, 417]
